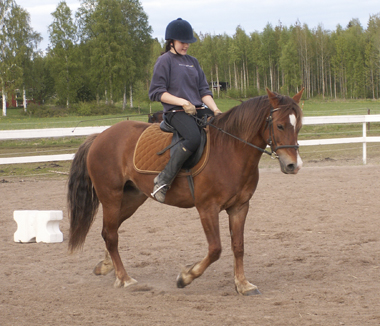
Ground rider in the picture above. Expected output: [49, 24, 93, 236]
[149, 18, 222, 203]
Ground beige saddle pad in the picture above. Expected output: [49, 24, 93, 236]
[133, 124, 210, 177]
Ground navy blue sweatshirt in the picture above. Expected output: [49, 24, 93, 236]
[149, 51, 213, 112]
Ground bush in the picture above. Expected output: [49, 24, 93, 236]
[75, 102, 92, 116]
[69, 102, 123, 116]
[25, 103, 69, 117]
[226, 88, 243, 99]
[20, 101, 140, 118]
[226, 87, 259, 99]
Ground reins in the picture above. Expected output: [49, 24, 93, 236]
[170, 107, 278, 154]
[200, 116, 274, 158]
[193, 107, 299, 160]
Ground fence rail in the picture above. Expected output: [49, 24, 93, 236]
[1, 114, 380, 165]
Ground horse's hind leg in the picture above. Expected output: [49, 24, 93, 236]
[94, 248, 114, 276]
[96, 182, 147, 288]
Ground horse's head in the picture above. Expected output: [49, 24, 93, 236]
[148, 111, 164, 123]
[265, 88, 304, 174]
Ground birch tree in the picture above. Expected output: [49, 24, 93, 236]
[0, 0, 16, 115]
[0, 0, 41, 115]
[49, 1, 78, 108]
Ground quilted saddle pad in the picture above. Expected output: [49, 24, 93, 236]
[133, 124, 210, 176]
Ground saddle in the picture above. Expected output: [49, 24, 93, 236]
[133, 123, 210, 177]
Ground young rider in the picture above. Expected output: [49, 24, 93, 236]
[149, 18, 222, 203]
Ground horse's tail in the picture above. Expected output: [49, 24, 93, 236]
[67, 134, 100, 253]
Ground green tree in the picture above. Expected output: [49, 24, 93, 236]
[119, 0, 152, 108]
[365, 14, 380, 98]
[315, 25, 331, 98]
[331, 25, 346, 98]
[0, 0, 14, 115]
[48, 1, 78, 108]
[260, 23, 279, 91]
[228, 33, 240, 91]
[76, 0, 151, 108]
[233, 26, 250, 96]
[248, 31, 263, 93]
[11, 5, 42, 109]
[1, 0, 41, 115]
[294, 22, 313, 98]
[345, 19, 366, 98]
[29, 53, 55, 103]
[279, 26, 301, 94]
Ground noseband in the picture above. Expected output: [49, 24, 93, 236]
[265, 108, 300, 159]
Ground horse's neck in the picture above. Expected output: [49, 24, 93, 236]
[211, 132, 265, 168]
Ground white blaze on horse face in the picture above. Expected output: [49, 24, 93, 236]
[297, 152, 303, 169]
[289, 113, 297, 131]
[289, 113, 303, 169]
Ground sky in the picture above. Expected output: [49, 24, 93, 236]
[16, 0, 380, 52]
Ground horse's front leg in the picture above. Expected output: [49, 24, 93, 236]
[176, 206, 222, 289]
[227, 203, 260, 295]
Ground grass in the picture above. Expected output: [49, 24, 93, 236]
[1, 97, 380, 180]
[0, 108, 155, 130]
[0, 161, 72, 180]
[2, 97, 379, 130]
[299, 97, 380, 115]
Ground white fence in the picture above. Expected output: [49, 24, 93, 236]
[300, 115, 380, 164]
[1, 114, 380, 165]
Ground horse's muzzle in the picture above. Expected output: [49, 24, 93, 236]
[278, 152, 303, 174]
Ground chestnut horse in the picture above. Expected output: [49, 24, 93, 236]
[67, 88, 304, 295]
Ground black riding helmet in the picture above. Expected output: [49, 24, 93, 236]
[165, 18, 197, 43]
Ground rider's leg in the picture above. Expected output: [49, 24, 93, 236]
[152, 142, 193, 203]
[152, 112, 201, 203]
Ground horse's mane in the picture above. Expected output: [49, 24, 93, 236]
[211, 93, 303, 146]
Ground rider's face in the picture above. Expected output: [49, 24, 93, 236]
[171, 40, 190, 55]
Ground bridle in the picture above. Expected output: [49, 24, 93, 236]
[196, 107, 299, 160]
[265, 108, 300, 158]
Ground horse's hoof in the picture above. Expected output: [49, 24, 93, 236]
[235, 282, 261, 296]
[242, 287, 261, 296]
[93, 261, 114, 276]
[176, 263, 197, 288]
[114, 277, 138, 288]
[93, 263, 102, 275]
[176, 274, 186, 288]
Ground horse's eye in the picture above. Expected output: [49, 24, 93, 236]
[277, 124, 284, 131]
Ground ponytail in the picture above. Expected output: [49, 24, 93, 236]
[161, 39, 173, 55]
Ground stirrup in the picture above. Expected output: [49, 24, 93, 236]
[151, 184, 168, 197]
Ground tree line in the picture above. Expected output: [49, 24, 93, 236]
[200, 17, 380, 101]
[1, 0, 380, 116]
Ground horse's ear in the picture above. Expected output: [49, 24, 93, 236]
[293, 87, 305, 104]
[266, 88, 280, 108]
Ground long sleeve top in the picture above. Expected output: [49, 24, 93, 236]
[149, 51, 213, 112]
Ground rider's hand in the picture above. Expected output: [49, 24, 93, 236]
[213, 108, 222, 116]
[183, 101, 196, 115]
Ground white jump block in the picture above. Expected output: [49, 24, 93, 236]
[14, 210, 63, 243]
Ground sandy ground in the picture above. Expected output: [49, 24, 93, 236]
[0, 164, 380, 326]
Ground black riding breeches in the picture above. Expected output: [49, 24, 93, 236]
[164, 110, 203, 153]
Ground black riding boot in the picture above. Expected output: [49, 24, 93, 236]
[151, 143, 193, 203]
